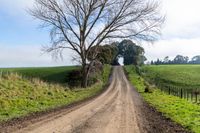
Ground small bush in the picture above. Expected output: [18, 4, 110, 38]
[144, 81, 153, 93]
[67, 70, 82, 87]
[67, 62, 104, 88]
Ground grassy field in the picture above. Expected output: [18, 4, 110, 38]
[125, 65, 200, 133]
[142, 65, 200, 88]
[0, 65, 111, 122]
[0, 66, 79, 84]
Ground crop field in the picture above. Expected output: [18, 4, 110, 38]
[0, 66, 79, 84]
[0, 65, 111, 122]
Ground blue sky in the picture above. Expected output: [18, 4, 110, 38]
[0, 0, 76, 67]
[0, 0, 48, 45]
[1, 0, 200, 67]
[0, 13, 47, 46]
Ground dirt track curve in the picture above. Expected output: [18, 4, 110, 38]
[1, 66, 188, 133]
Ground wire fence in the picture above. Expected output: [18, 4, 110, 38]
[155, 82, 200, 104]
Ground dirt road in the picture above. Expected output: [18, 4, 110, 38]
[1, 66, 188, 133]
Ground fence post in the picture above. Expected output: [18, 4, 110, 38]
[180, 88, 183, 98]
[191, 89, 193, 102]
[184, 89, 185, 99]
[168, 87, 170, 95]
[195, 89, 198, 103]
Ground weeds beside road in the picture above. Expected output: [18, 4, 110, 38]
[125, 65, 200, 133]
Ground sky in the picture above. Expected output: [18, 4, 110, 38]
[144, 0, 200, 61]
[0, 0, 200, 67]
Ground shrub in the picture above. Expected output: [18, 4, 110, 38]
[67, 70, 82, 87]
[144, 81, 153, 93]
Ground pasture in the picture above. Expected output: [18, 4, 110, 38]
[142, 65, 200, 88]
[141, 65, 200, 103]
[0, 66, 79, 84]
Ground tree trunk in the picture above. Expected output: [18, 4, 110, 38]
[81, 60, 95, 88]
[81, 64, 89, 88]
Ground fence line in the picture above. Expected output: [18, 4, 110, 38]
[154, 82, 200, 104]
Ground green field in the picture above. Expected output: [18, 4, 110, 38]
[141, 65, 200, 103]
[125, 65, 200, 133]
[0, 66, 79, 84]
[142, 65, 200, 89]
[0, 65, 111, 122]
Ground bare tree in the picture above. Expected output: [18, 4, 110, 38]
[30, 0, 164, 87]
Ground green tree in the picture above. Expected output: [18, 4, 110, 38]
[173, 55, 189, 64]
[164, 56, 169, 64]
[190, 55, 200, 64]
[88, 45, 118, 65]
[116, 40, 146, 65]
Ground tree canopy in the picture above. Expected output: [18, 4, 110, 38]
[190, 56, 200, 64]
[88, 45, 118, 65]
[113, 40, 146, 66]
[88, 40, 146, 66]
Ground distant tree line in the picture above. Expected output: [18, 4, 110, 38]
[151, 55, 200, 65]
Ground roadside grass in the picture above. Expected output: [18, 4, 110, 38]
[0, 66, 79, 84]
[125, 65, 200, 133]
[0, 65, 111, 122]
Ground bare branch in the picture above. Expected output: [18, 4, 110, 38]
[30, 0, 164, 87]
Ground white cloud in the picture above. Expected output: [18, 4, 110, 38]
[0, 44, 77, 67]
[0, 0, 37, 25]
[0, 0, 79, 67]
[141, 0, 200, 61]
[0, 0, 34, 14]
[162, 0, 200, 39]
[143, 38, 200, 61]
